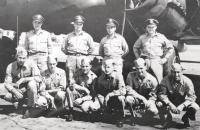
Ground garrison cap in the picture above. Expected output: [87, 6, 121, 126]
[32, 14, 45, 23]
[71, 15, 85, 24]
[145, 18, 159, 26]
[106, 18, 119, 27]
[134, 58, 146, 69]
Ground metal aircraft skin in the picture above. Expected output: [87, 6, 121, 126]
[0, 0, 200, 62]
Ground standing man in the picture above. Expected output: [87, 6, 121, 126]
[20, 14, 53, 73]
[126, 58, 158, 125]
[99, 18, 129, 74]
[157, 63, 199, 128]
[0, 28, 16, 82]
[65, 58, 97, 121]
[40, 55, 66, 110]
[62, 15, 94, 78]
[4, 47, 40, 118]
[133, 18, 174, 83]
[93, 59, 126, 127]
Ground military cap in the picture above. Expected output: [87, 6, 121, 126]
[106, 18, 119, 27]
[71, 15, 85, 24]
[32, 14, 45, 23]
[134, 58, 146, 69]
[145, 18, 159, 26]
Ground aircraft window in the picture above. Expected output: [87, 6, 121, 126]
[0, 0, 7, 7]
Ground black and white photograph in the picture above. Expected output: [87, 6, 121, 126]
[0, 0, 200, 129]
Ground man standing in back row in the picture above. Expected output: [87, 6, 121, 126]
[99, 18, 129, 74]
[62, 15, 95, 80]
[19, 14, 53, 73]
[133, 18, 174, 83]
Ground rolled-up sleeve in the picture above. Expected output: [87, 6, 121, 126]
[121, 37, 129, 57]
[4, 64, 13, 84]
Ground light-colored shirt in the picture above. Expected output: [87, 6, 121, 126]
[94, 72, 126, 97]
[21, 29, 52, 54]
[99, 33, 129, 58]
[62, 31, 94, 55]
[126, 71, 158, 100]
[133, 32, 173, 59]
[158, 75, 197, 105]
[41, 67, 66, 91]
[5, 60, 40, 84]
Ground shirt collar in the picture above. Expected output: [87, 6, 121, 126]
[33, 29, 43, 35]
[106, 33, 117, 39]
[17, 61, 28, 70]
[170, 75, 184, 86]
[145, 32, 158, 37]
[73, 30, 84, 36]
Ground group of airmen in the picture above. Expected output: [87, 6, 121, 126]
[1, 13, 199, 129]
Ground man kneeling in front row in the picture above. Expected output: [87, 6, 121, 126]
[126, 58, 158, 125]
[4, 47, 40, 118]
[157, 63, 199, 128]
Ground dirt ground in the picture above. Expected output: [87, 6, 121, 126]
[0, 98, 200, 130]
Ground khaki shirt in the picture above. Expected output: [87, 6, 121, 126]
[134, 32, 173, 59]
[126, 71, 158, 100]
[62, 31, 94, 55]
[22, 29, 52, 54]
[41, 67, 66, 91]
[5, 60, 40, 84]
[99, 33, 129, 58]
[158, 75, 197, 105]
[94, 72, 126, 97]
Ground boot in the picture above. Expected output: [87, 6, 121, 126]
[182, 113, 190, 127]
[65, 108, 73, 121]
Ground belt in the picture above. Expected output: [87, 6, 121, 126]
[28, 51, 47, 56]
[66, 52, 88, 56]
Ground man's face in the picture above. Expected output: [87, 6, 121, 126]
[146, 25, 157, 35]
[17, 55, 27, 66]
[73, 22, 83, 32]
[106, 25, 116, 35]
[171, 69, 183, 81]
[32, 20, 42, 30]
[47, 58, 57, 72]
[81, 61, 91, 74]
[103, 62, 114, 75]
[136, 66, 146, 78]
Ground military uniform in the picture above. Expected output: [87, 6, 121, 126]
[22, 29, 52, 72]
[133, 19, 173, 83]
[158, 74, 199, 127]
[40, 67, 66, 108]
[66, 69, 97, 112]
[99, 19, 129, 73]
[62, 15, 94, 79]
[19, 14, 53, 73]
[126, 71, 158, 115]
[62, 31, 94, 73]
[4, 59, 40, 108]
[93, 71, 126, 124]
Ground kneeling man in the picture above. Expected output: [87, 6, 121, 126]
[4, 47, 40, 118]
[158, 63, 199, 128]
[126, 58, 158, 125]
